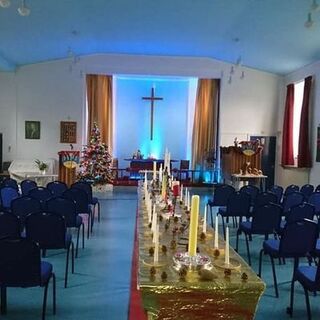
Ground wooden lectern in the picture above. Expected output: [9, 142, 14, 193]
[58, 151, 80, 187]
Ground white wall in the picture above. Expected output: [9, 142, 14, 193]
[277, 60, 320, 187]
[0, 53, 281, 176]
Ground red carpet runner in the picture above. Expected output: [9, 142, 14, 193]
[128, 210, 148, 320]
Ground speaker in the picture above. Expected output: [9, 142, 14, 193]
[0, 133, 2, 173]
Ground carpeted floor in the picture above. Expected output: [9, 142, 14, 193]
[3, 186, 320, 319]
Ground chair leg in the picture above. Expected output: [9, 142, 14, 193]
[87, 214, 90, 239]
[97, 202, 101, 222]
[1, 286, 7, 315]
[270, 256, 279, 298]
[91, 208, 94, 233]
[235, 229, 240, 252]
[64, 246, 70, 288]
[287, 278, 296, 317]
[258, 249, 264, 277]
[304, 287, 312, 320]
[42, 282, 49, 320]
[76, 227, 80, 258]
[222, 216, 226, 240]
[245, 233, 251, 266]
[71, 241, 75, 274]
[82, 222, 85, 249]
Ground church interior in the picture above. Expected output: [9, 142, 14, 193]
[1, 1, 320, 319]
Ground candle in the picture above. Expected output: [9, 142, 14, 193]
[148, 198, 152, 223]
[151, 204, 157, 236]
[161, 173, 167, 199]
[180, 184, 184, 201]
[188, 195, 200, 257]
[225, 226, 230, 265]
[168, 152, 171, 176]
[154, 225, 159, 264]
[202, 205, 207, 233]
[187, 191, 191, 211]
[173, 184, 180, 197]
[153, 161, 157, 181]
[214, 216, 219, 248]
[184, 187, 188, 207]
[159, 164, 163, 183]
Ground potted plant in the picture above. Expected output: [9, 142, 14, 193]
[35, 159, 48, 174]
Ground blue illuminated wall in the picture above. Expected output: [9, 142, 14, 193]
[115, 76, 195, 169]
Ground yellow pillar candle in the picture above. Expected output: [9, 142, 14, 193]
[188, 195, 200, 257]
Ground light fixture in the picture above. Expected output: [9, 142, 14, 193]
[305, 12, 314, 28]
[18, 0, 30, 16]
[0, 0, 10, 8]
[311, 0, 320, 12]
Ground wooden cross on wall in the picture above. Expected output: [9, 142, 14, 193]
[142, 87, 163, 140]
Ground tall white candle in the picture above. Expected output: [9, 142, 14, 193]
[151, 205, 157, 235]
[214, 216, 219, 248]
[187, 191, 191, 211]
[159, 165, 163, 183]
[180, 184, 184, 201]
[154, 225, 159, 264]
[225, 226, 230, 265]
[153, 161, 157, 181]
[202, 205, 207, 233]
[167, 152, 171, 176]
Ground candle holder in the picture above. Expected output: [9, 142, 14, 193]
[214, 258, 241, 270]
[173, 252, 212, 271]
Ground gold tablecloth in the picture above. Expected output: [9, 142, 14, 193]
[137, 188, 265, 320]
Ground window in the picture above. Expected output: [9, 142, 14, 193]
[292, 80, 304, 162]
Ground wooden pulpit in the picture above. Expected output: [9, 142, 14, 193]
[58, 151, 80, 187]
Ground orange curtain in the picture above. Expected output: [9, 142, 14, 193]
[86, 74, 113, 151]
[191, 79, 219, 170]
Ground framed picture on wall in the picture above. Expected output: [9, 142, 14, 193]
[60, 121, 77, 143]
[25, 121, 40, 139]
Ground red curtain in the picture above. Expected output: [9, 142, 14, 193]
[298, 76, 312, 167]
[281, 84, 295, 166]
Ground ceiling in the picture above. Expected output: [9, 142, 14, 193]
[0, 0, 319, 75]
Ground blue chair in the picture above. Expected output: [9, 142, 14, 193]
[268, 185, 284, 204]
[308, 192, 320, 218]
[47, 181, 68, 197]
[236, 203, 282, 266]
[300, 184, 314, 200]
[282, 191, 305, 216]
[47, 197, 85, 257]
[287, 263, 320, 319]
[11, 196, 42, 228]
[0, 186, 19, 211]
[72, 181, 101, 226]
[0, 212, 20, 238]
[0, 237, 56, 320]
[249, 191, 278, 216]
[0, 178, 19, 191]
[315, 184, 320, 193]
[207, 184, 235, 228]
[25, 212, 74, 288]
[28, 187, 53, 209]
[63, 188, 92, 239]
[218, 191, 251, 239]
[240, 185, 260, 204]
[20, 179, 37, 196]
[284, 184, 300, 197]
[258, 219, 318, 297]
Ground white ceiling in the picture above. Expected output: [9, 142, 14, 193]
[0, 0, 319, 74]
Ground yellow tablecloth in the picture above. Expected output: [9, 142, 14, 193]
[137, 187, 265, 320]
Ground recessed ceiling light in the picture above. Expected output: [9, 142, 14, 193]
[0, 0, 10, 8]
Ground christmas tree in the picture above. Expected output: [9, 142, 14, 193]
[78, 123, 113, 185]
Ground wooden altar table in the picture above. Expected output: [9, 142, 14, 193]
[231, 173, 268, 191]
[137, 186, 265, 319]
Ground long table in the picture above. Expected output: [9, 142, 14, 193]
[137, 187, 265, 319]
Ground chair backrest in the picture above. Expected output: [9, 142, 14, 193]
[240, 185, 260, 204]
[300, 184, 314, 200]
[63, 188, 89, 214]
[25, 212, 66, 249]
[280, 219, 318, 257]
[268, 185, 284, 204]
[11, 196, 42, 225]
[28, 187, 53, 207]
[1, 178, 19, 191]
[226, 191, 251, 217]
[20, 179, 37, 196]
[284, 184, 300, 196]
[0, 186, 19, 209]
[315, 184, 320, 193]
[180, 160, 189, 170]
[46, 197, 77, 227]
[0, 238, 41, 287]
[252, 191, 278, 210]
[282, 191, 305, 214]
[46, 181, 68, 197]
[251, 203, 282, 234]
[212, 184, 235, 206]
[308, 192, 320, 215]
[71, 182, 93, 202]
[285, 203, 315, 224]
[0, 212, 21, 238]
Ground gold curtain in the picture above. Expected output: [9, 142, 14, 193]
[191, 79, 219, 170]
[86, 74, 113, 151]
